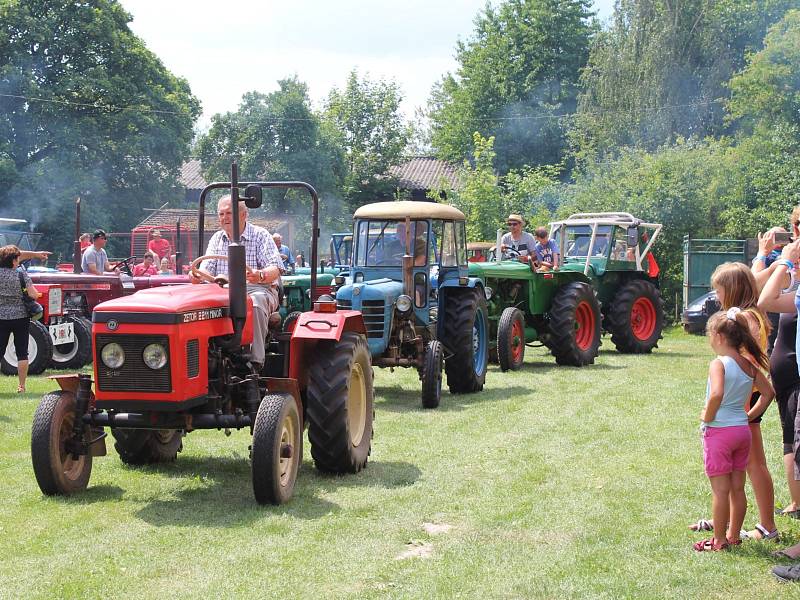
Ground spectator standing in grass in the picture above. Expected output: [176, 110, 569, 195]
[148, 229, 171, 261]
[81, 230, 117, 275]
[132, 251, 158, 276]
[693, 310, 774, 551]
[0, 245, 43, 393]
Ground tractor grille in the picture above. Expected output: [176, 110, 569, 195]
[362, 300, 385, 339]
[186, 339, 199, 378]
[337, 299, 352, 310]
[96, 334, 172, 393]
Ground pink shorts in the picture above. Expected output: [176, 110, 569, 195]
[703, 425, 751, 477]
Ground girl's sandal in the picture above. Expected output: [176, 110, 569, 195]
[689, 519, 714, 532]
[16, 385, 25, 393]
[741, 524, 779, 541]
[693, 538, 729, 552]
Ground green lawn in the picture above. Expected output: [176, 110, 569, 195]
[1, 328, 798, 598]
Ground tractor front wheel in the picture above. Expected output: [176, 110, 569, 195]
[443, 289, 489, 393]
[2, 320, 53, 375]
[282, 311, 303, 334]
[306, 332, 373, 473]
[608, 280, 665, 353]
[112, 429, 183, 465]
[252, 393, 301, 505]
[547, 282, 601, 366]
[31, 391, 92, 495]
[497, 307, 525, 372]
[421, 340, 443, 409]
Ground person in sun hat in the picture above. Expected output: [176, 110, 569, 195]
[500, 214, 536, 263]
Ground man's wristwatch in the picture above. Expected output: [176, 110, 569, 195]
[258, 270, 265, 282]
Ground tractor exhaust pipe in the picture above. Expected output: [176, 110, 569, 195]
[73, 197, 82, 273]
[402, 216, 413, 299]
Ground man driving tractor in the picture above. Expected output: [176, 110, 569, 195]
[191, 195, 285, 371]
[500, 214, 536, 263]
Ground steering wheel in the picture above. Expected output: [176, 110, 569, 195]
[502, 247, 521, 261]
[113, 256, 136, 276]
[190, 254, 257, 287]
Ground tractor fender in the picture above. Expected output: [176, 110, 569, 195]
[439, 277, 484, 292]
[288, 310, 367, 385]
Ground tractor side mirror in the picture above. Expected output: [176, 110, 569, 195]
[243, 185, 263, 209]
[626, 227, 639, 248]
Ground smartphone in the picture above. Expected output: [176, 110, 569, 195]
[774, 231, 793, 244]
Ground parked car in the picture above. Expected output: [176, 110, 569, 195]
[681, 290, 719, 334]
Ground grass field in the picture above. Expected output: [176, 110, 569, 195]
[1, 328, 799, 598]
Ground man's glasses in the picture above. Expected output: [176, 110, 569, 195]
[507, 222, 520, 227]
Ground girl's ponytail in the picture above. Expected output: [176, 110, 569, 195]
[707, 308, 769, 371]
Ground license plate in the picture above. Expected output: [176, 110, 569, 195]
[49, 322, 74, 345]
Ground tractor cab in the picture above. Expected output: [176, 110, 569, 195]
[335, 201, 489, 409]
[329, 233, 352, 270]
[550, 212, 662, 280]
[467, 242, 495, 263]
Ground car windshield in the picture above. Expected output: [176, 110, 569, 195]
[354, 220, 429, 267]
[565, 225, 613, 257]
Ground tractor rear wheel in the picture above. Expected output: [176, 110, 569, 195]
[252, 393, 301, 505]
[608, 280, 665, 353]
[443, 289, 488, 393]
[548, 282, 601, 366]
[2, 320, 53, 375]
[306, 332, 373, 473]
[420, 340, 443, 409]
[50, 316, 93, 369]
[31, 391, 92, 495]
[497, 307, 525, 372]
[112, 429, 183, 465]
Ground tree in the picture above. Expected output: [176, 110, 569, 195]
[196, 78, 347, 247]
[321, 70, 409, 212]
[571, 0, 796, 160]
[0, 0, 199, 255]
[428, 0, 596, 173]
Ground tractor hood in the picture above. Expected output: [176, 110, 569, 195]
[468, 260, 534, 279]
[93, 284, 235, 317]
[335, 278, 403, 356]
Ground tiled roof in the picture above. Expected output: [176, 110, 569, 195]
[134, 208, 286, 233]
[388, 157, 463, 191]
[180, 159, 207, 190]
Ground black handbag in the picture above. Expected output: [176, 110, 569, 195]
[18, 271, 43, 320]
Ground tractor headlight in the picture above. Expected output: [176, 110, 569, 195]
[101, 343, 125, 369]
[484, 286, 493, 301]
[396, 294, 413, 316]
[142, 343, 168, 370]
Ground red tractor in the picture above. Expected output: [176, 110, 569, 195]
[31, 168, 375, 504]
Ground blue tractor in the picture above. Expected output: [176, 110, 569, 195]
[334, 201, 489, 408]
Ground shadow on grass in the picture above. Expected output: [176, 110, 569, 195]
[120, 455, 421, 527]
[374, 385, 534, 413]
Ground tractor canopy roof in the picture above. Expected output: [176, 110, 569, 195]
[550, 212, 662, 229]
[354, 201, 465, 222]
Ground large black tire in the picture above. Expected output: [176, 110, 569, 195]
[252, 393, 301, 505]
[607, 280, 665, 353]
[443, 288, 489, 394]
[306, 332, 373, 473]
[50, 316, 93, 370]
[497, 307, 525, 372]
[31, 391, 92, 495]
[2, 320, 53, 375]
[548, 282, 601, 366]
[112, 429, 183, 465]
[420, 340, 443, 409]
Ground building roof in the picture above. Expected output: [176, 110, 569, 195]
[134, 208, 287, 233]
[180, 159, 207, 190]
[388, 157, 462, 191]
[354, 201, 465, 221]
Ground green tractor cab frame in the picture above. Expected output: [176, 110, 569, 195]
[335, 201, 489, 409]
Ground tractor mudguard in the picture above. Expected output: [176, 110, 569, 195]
[47, 374, 107, 457]
[289, 310, 368, 384]
[439, 277, 484, 291]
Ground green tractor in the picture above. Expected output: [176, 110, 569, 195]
[469, 212, 664, 371]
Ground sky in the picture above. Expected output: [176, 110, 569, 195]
[120, 0, 615, 130]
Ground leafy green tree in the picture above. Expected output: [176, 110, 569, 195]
[572, 0, 796, 160]
[428, 0, 596, 173]
[0, 0, 199, 255]
[322, 70, 409, 212]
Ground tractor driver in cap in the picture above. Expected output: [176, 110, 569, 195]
[500, 214, 537, 264]
[192, 195, 285, 371]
